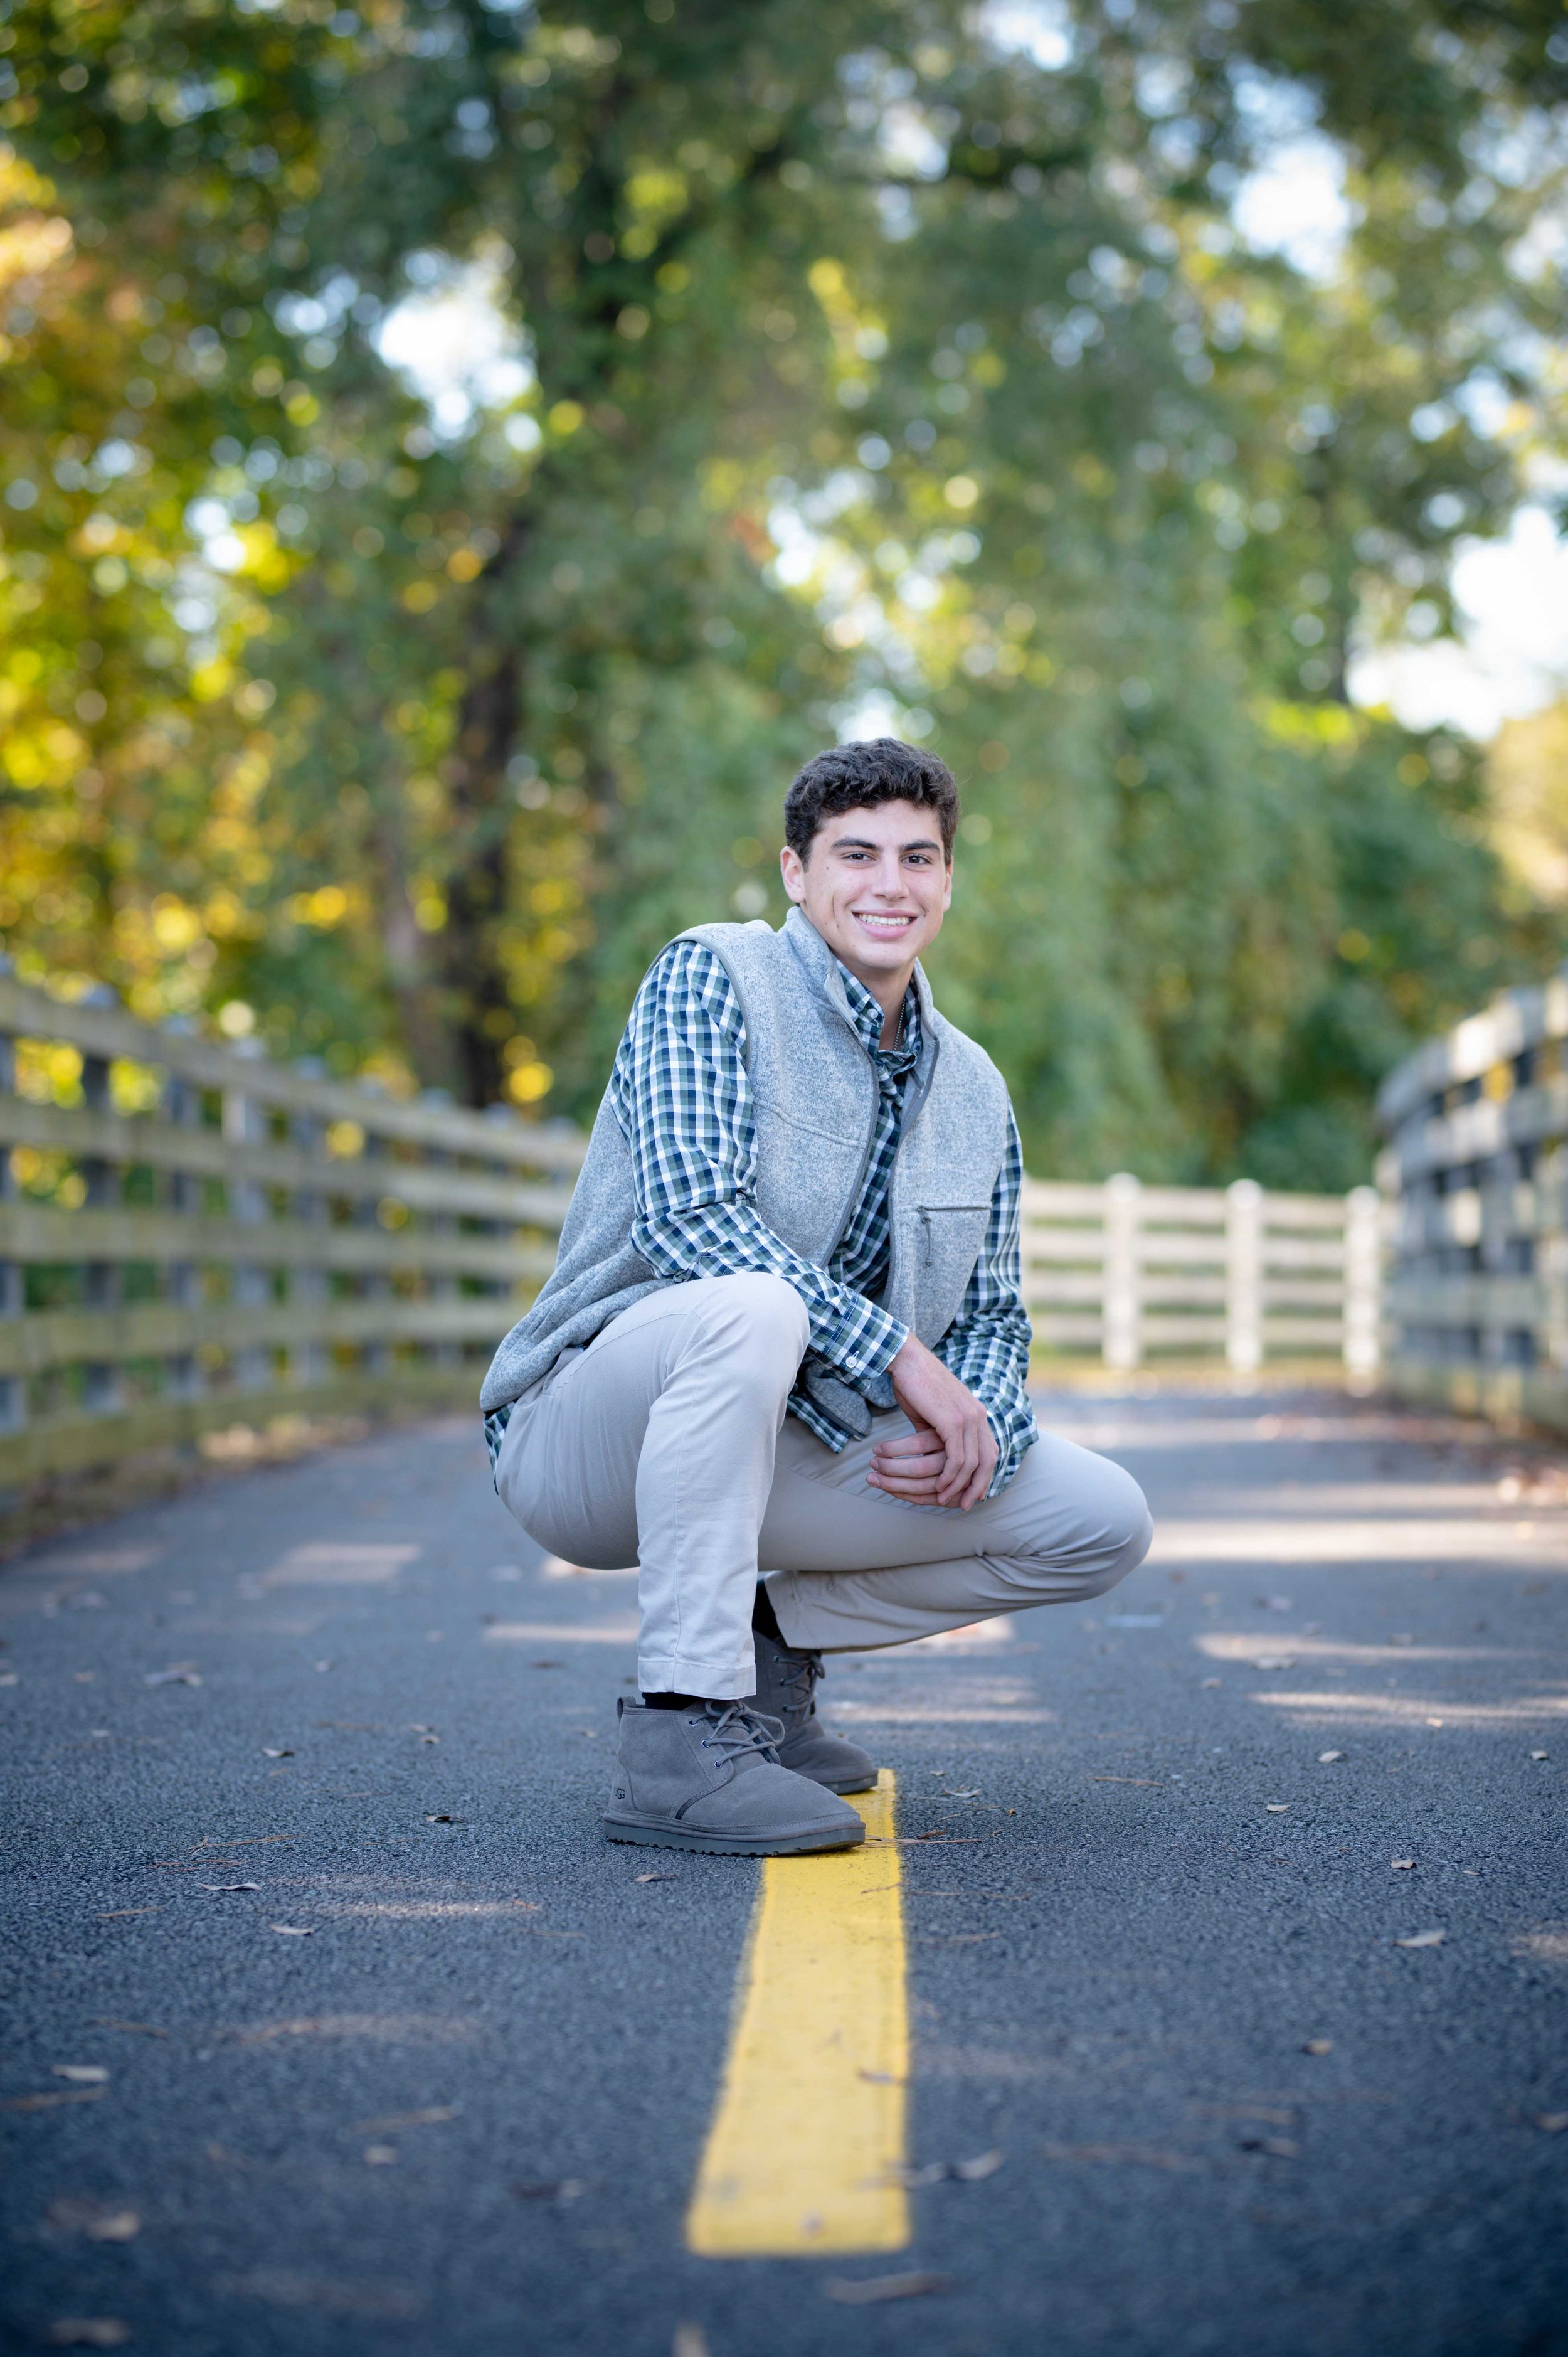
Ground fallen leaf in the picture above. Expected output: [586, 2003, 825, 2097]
[46, 2201, 140, 2242]
[45, 2322, 130, 2349]
[1254, 1657, 1295, 1671]
[1264, 1804, 1290, 1814]
[897, 2154, 1002, 2186]
[939, 1787, 982, 1799]
[363, 2144, 398, 2166]
[672, 2326, 711, 2357]
[1394, 1928, 1446, 1949]
[96, 1910, 161, 1920]
[408, 1723, 435, 1733]
[52, 2065, 109, 2084]
[1529, 1750, 1549, 1762]
[1089, 1775, 1160, 1787]
[635, 1872, 674, 1884]
[1201, 1677, 1222, 1689]
[1316, 1751, 1345, 1764]
[270, 1924, 315, 1937]
[261, 1748, 294, 1760]
[1533, 2112, 1568, 2134]
[424, 1814, 461, 1825]
[1391, 1858, 1416, 1871]
[1302, 2039, 1333, 2056]
[825, 2272, 950, 2306]
[1241, 2136, 1300, 2159]
[199, 1883, 260, 1894]
[144, 1664, 201, 1687]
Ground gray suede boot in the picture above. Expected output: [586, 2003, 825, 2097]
[745, 1629, 879, 1796]
[603, 1698, 866, 1855]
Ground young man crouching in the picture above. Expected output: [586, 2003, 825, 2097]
[481, 739, 1151, 1854]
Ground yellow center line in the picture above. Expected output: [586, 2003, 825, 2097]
[685, 1770, 909, 2258]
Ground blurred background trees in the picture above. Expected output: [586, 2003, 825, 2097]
[2, 0, 1565, 1185]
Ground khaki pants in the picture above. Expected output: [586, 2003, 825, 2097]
[494, 1272, 1152, 1698]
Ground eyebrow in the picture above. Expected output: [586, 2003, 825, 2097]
[830, 834, 944, 853]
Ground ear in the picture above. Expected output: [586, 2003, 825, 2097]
[941, 855, 953, 912]
[779, 843, 807, 906]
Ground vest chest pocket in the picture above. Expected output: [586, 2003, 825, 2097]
[906, 1203, 993, 1344]
[916, 1204, 992, 1260]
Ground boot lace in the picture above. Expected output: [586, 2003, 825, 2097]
[697, 1701, 783, 1765]
[768, 1643, 824, 1723]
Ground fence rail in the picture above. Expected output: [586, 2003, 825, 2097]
[0, 971, 1384, 1495]
[0, 971, 581, 1489]
[1377, 962, 1568, 1434]
[1021, 1175, 1380, 1374]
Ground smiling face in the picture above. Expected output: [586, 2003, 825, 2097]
[779, 798, 953, 1026]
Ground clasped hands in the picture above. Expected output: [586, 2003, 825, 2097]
[865, 1332, 997, 1512]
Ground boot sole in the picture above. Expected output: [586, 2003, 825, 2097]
[815, 1771, 877, 1795]
[603, 1815, 865, 1856]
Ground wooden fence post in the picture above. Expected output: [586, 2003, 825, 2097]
[1343, 1184, 1382, 1381]
[223, 1066, 272, 1397]
[1225, 1178, 1263, 1373]
[78, 1037, 122, 1415]
[1102, 1173, 1142, 1369]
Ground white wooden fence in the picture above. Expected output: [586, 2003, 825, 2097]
[0, 965, 1385, 1500]
[1021, 1176, 1382, 1375]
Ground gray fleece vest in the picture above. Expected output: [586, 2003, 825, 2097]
[478, 907, 1012, 1433]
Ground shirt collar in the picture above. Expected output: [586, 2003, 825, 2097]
[837, 960, 921, 1064]
[781, 906, 930, 1066]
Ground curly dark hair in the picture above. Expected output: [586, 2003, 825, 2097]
[783, 738, 960, 863]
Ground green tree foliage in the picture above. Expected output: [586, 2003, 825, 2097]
[3, 0, 1564, 1185]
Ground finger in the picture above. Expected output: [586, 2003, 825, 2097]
[867, 1470, 946, 1499]
[867, 1459, 946, 1490]
[935, 1419, 979, 1507]
[872, 1428, 945, 1459]
[958, 1429, 999, 1512]
[872, 1440, 946, 1471]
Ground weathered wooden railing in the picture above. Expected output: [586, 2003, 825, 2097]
[1021, 1176, 1381, 1375]
[1377, 963, 1568, 1432]
[0, 969, 1389, 1496]
[0, 971, 583, 1489]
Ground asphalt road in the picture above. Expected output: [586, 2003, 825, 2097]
[2, 1386, 1565, 2357]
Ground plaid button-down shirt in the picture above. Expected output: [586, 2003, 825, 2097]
[487, 935, 1036, 1494]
